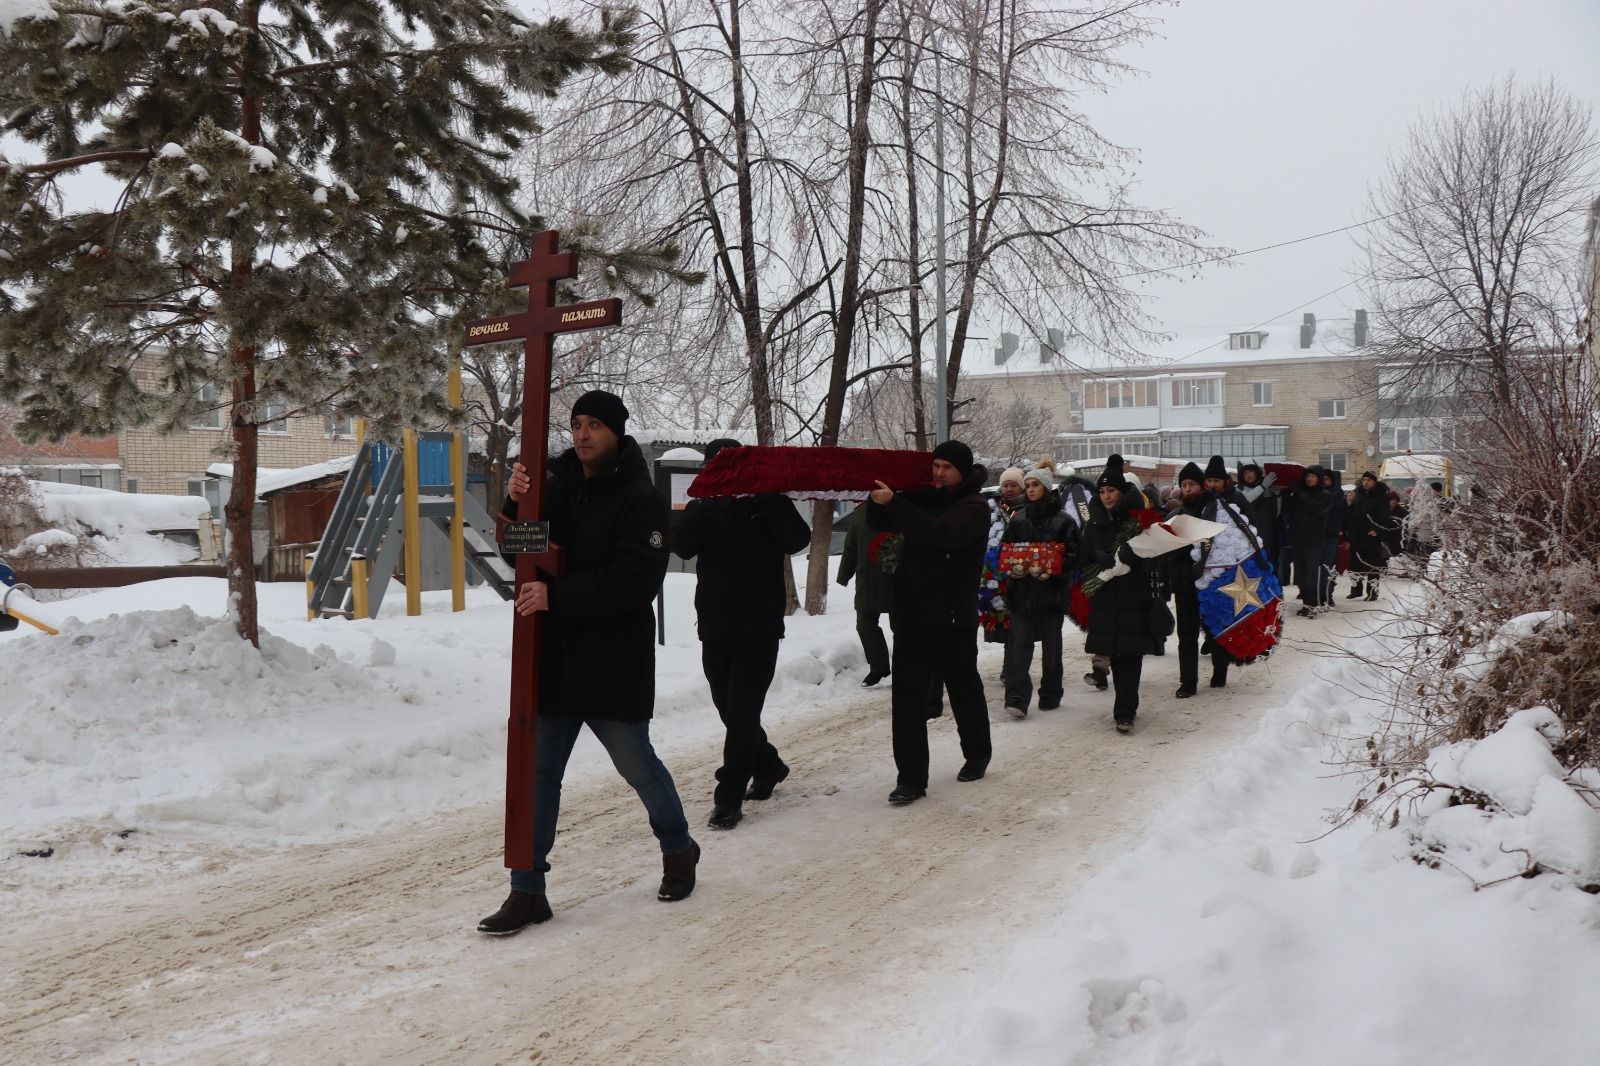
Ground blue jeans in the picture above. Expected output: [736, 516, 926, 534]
[509, 715, 692, 894]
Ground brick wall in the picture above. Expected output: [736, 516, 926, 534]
[0, 406, 120, 463]
[1222, 358, 1377, 471]
[119, 362, 358, 495]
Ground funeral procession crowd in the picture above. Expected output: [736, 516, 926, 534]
[477, 390, 1422, 936]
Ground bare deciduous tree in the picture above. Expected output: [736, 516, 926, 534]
[1359, 77, 1598, 411]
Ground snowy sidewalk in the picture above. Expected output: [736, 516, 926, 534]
[1, 575, 1327, 1065]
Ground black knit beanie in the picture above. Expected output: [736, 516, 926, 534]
[570, 390, 628, 439]
[1096, 453, 1130, 491]
[931, 440, 975, 477]
[1178, 461, 1204, 487]
[1204, 454, 1228, 481]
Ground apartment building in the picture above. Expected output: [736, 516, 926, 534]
[2, 361, 360, 513]
[964, 311, 1381, 474]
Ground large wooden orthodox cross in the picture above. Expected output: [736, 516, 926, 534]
[462, 230, 622, 869]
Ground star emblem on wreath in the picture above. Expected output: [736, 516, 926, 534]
[1219, 566, 1265, 613]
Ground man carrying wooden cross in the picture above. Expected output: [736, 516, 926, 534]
[477, 390, 699, 936]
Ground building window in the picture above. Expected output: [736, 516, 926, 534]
[125, 479, 140, 494]
[1251, 381, 1273, 406]
[1228, 332, 1263, 351]
[1083, 379, 1158, 409]
[78, 470, 102, 489]
[187, 383, 223, 430]
[1171, 377, 1222, 407]
[1317, 452, 1348, 471]
[259, 399, 291, 434]
[1380, 425, 1413, 452]
[188, 477, 223, 519]
[324, 408, 354, 439]
[1317, 399, 1347, 419]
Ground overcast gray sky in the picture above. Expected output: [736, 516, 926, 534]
[1082, 0, 1600, 336]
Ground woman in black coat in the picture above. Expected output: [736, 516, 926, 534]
[1081, 461, 1165, 733]
[1344, 471, 1392, 601]
[1001, 470, 1080, 717]
[1283, 465, 1335, 616]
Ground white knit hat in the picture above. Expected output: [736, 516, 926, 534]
[1024, 467, 1053, 488]
[999, 466, 1026, 489]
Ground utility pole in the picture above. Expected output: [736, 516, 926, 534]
[933, 45, 950, 445]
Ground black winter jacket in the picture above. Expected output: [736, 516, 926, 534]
[1002, 495, 1079, 616]
[672, 493, 811, 643]
[836, 505, 895, 614]
[1284, 468, 1335, 554]
[1082, 493, 1165, 658]
[1346, 482, 1393, 571]
[868, 465, 991, 630]
[504, 437, 670, 722]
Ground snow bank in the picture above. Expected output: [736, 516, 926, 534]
[0, 566, 866, 856]
[34, 480, 211, 534]
[942, 601, 1600, 1066]
[12, 528, 78, 555]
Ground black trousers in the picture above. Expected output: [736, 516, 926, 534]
[1174, 587, 1231, 688]
[1110, 654, 1144, 724]
[856, 610, 892, 676]
[890, 623, 991, 789]
[1293, 544, 1326, 607]
[702, 639, 786, 809]
[1005, 610, 1064, 711]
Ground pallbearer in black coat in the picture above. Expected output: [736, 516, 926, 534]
[868, 440, 994, 805]
[672, 440, 813, 830]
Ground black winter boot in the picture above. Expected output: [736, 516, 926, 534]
[1346, 579, 1365, 600]
[477, 890, 553, 935]
[888, 784, 926, 806]
[745, 764, 790, 801]
[1366, 578, 1380, 601]
[658, 840, 701, 902]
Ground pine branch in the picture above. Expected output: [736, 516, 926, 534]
[22, 149, 153, 175]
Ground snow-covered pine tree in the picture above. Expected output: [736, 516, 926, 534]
[0, 0, 641, 644]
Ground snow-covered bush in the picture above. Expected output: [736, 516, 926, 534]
[1358, 352, 1600, 879]
[0, 467, 105, 574]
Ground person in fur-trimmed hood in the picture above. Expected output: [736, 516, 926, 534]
[868, 440, 994, 805]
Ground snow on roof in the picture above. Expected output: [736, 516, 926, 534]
[207, 455, 357, 497]
[632, 428, 755, 446]
[31, 481, 211, 533]
[969, 313, 1369, 378]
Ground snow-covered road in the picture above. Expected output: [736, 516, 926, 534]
[1, 607, 1343, 1065]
